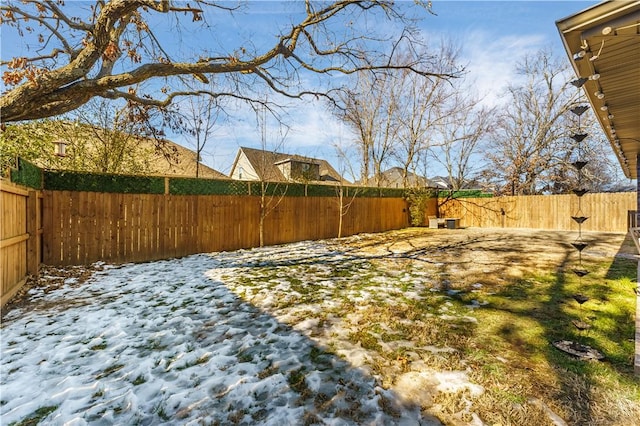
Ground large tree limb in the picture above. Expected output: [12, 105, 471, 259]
[1, 0, 447, 124]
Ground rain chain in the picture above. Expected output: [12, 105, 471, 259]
[569, 99, 590, 281]
[552, 79, 604, 360]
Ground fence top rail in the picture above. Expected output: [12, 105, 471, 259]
[1, 179, 30, 196]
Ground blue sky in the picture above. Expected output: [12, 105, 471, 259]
[188, 0, 601, 177]
[1, 0, 602, 178]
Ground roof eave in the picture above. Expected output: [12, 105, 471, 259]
[556, 0, 640, 180]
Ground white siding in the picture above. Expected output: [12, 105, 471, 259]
[230, 152, 260, 181]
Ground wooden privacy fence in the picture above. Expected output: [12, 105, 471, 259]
[1, 180, 42, 307]
[42, 191, 410, 266]
[3, 184, 636, 306]
[439, 192, 636, 232]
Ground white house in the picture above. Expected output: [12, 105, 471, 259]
[229, 147, 345, 183]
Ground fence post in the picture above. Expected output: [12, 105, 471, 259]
[26, 190, 40, 275]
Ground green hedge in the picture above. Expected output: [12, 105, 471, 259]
[12, 159, 430, 198]
[356, 186, 406, 198]
[10, 158, 43, 189]
[306, 184, 341, 197]
[170, 179, 405, 197]
[435, 189, 493, 198]
[44, 170, 165, 194]
[170, 177, 250, 195]
[449, 189, 493, 198]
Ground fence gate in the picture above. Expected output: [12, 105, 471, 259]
[1, 180, 42, 307]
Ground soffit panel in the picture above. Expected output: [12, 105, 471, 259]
[557, 1, 640, 179]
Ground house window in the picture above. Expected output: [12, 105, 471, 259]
[238, 167, 244, 179]
[53, 140, 67, 157]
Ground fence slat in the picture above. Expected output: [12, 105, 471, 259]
[38, 191, 408, 265]
[2, 182, 42, 307]
[439, 192, 635, 232]
[35, 190, 636, 267]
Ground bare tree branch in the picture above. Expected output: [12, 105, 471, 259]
[1, 0, 447, 123]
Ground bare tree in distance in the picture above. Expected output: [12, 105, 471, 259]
[334, 38, 464, 187]
[362, 71, 399, 187]
[331, 142, 362, 238]
[481, 49, 582, 195]
[67, 99, 161, 174]
[334, 71, 395, 186]
[252, 104, 290, 248]
[427, 91, 494, 218]
[178, 89, 226, 178]
[549, 115, 627, 193]
[431, 91, 495, 191]
[393, 40, 462, 188]
[1, 0, 457, 125]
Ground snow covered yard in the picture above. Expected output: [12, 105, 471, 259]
[2, 228, 637, 425]
[1, 234, 481, 426]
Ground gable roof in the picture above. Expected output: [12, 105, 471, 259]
[354, 167, 450, 189]
[377, 167, 429, 188]
[231, 147, 345, 183]
[152, 139, 228, 179]
[3, 120, 228, 179]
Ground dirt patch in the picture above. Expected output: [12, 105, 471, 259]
[1, 264, 100, 320]
[338, 227, 635, 286]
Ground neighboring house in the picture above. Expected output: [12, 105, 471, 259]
[379, 167, 430, 189]
[151, 139, 228, 179]
[229, 147, 344, 183]
[1, 120, 227, 178]
[429, 176, 452, 190]
[430, 176, 486, 192]
[354, 167, 448, 189]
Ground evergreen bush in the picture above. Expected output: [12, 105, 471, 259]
[10, 158, 43, 189]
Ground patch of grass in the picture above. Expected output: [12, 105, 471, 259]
[176, 353, 211, 371]
[227, 409, 247, 424]
[155, 402, 170, 422]
[287, 367, 311, 400]
[143, 339, 168, 352]
[257, 364, 279, 380]
[313, 392, 331, 409]
[9, 405, 57, 426]
[340, 230, 639, 424]
[348, 329, 382, 352]
[455, 259, 640, 424]
[302, 410, 323, 425]
[251, 408, 268, 422]
[96, 363, 124, 380]
[309, 345, 326, 364]
[379, 331, 405, 342]
[331, 266, 355, 278]
[195, 353, 210, 365]
[90, 342, 107, 350]
[132, 374, 146, 385]
[237, 349, 253, 363]
[377, 394, 401, 418]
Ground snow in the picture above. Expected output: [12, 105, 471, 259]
[1, 237, 484, 425]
